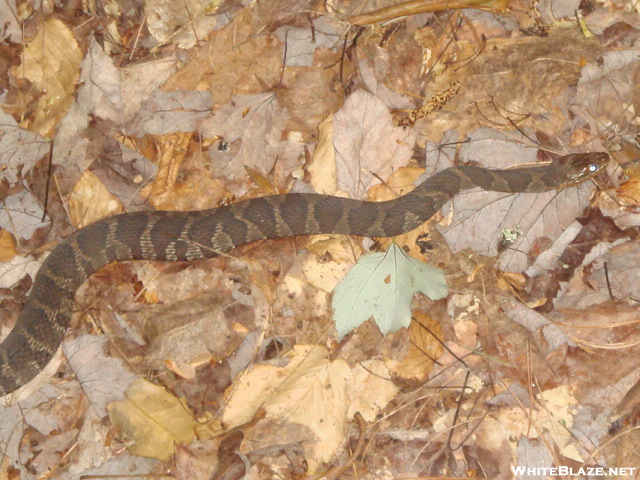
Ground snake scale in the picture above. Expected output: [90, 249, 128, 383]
[0, 152, 608, 395]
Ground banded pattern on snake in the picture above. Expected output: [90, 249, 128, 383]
[0, 152, 608, 395]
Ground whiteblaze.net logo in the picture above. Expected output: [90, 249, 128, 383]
[511, 466, 636, 477]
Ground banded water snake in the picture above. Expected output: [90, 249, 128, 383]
[0, 151, 609, 395]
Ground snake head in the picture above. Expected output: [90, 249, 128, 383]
[555, 152, 609, 190]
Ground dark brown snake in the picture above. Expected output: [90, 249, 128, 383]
[0, 152, 609, 395]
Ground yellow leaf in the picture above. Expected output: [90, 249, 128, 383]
[107, 378, 197, 461]
[0, 230, 17, 262]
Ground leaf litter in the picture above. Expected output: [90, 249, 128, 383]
[0, 0, 640, 478]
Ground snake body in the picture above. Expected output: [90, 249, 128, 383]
[0, 152, 608, 395]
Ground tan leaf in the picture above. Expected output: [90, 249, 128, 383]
[14, 18, 82, 136]
[107, 378, 197, 461]
[223, 345, 351, 470]
[308, 114, 337, 195]
[391, 313, 444, 383]
[68, 170, 124, 229]
[347, 359, 400, 422]
[143, 132, 192, 208]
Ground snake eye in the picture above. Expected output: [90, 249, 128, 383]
[589, 164, 598, 172]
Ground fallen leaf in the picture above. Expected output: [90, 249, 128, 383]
[68, 170, 124, 228]
[223, 345, 350, 470]
[108, 378, 197, 461]
[14, 18, 82, 135]
[390, 313, 444, 384]
[332, 243, 447, 339]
